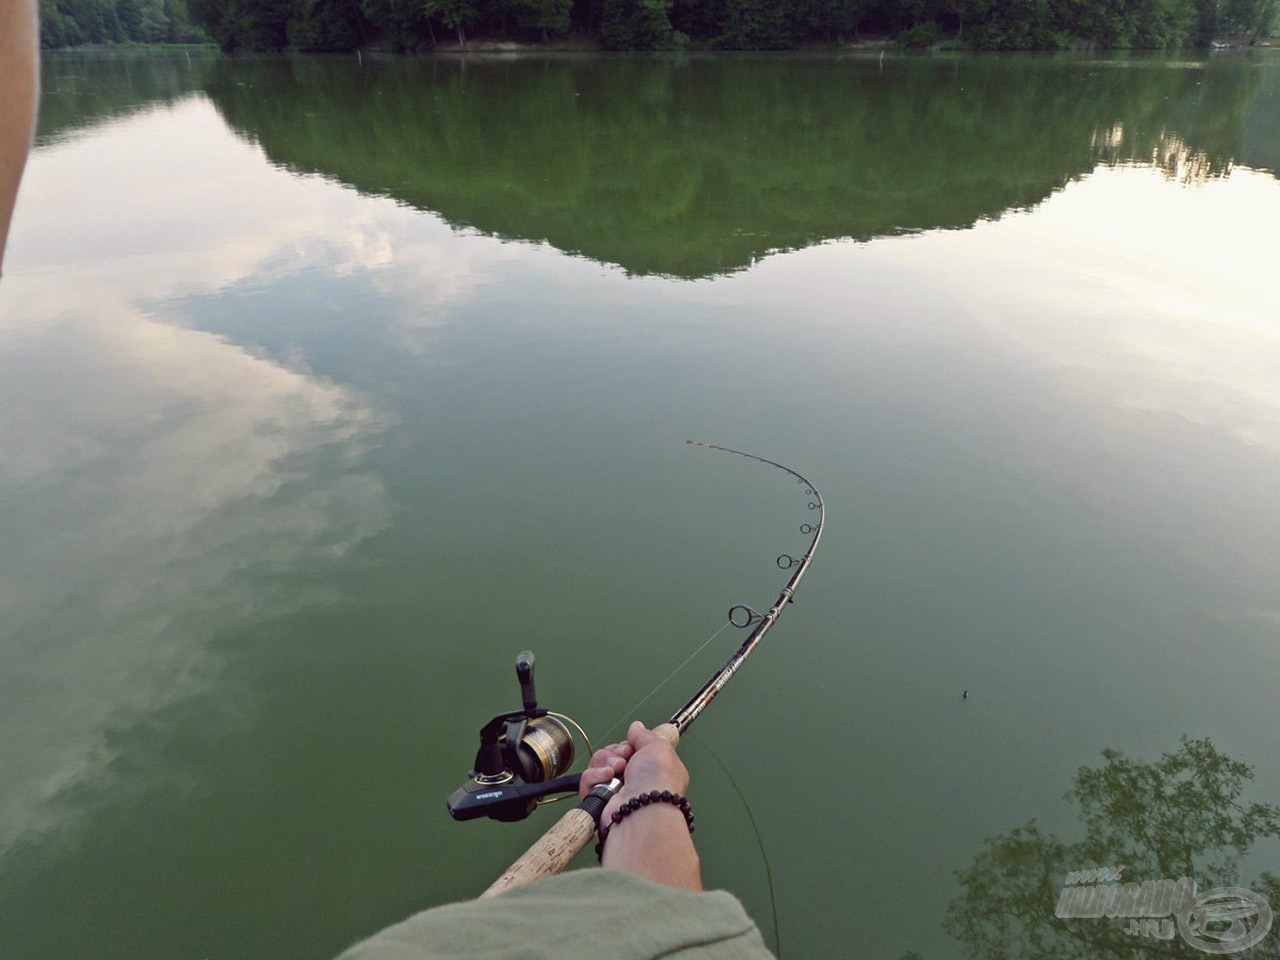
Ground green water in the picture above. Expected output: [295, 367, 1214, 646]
[3, 50, 1279, 960]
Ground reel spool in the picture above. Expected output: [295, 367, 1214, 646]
[446, 651, 591, 822]
[514, 715, 575, 782]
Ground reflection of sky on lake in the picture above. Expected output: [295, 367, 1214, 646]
[0, 99, 392, 850]
[733, 165, 1280, 610]
[2, 86, 1278, 960]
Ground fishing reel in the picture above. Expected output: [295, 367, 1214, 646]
[446, 651, 591, 822]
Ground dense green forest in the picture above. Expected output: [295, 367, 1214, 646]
[38, 0, 1280, 50]
[39, 0, 207, 46]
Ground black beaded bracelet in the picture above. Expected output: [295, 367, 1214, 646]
[595, 790, 695, 862]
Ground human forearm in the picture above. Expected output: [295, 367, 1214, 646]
[601, 793, 702, 891]
[0, 0, 39, 275]
[579, 721, 704, 892]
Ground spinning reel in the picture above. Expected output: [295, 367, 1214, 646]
[446, 651, 591, 822]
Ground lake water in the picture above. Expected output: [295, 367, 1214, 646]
[3, 50, 1279, 960]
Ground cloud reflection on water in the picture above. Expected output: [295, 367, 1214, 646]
[0, 98, 400, 851]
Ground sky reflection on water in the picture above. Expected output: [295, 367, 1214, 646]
[1, 99, 392, 850]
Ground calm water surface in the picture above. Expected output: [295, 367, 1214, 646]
[3, 50, 1279, 960]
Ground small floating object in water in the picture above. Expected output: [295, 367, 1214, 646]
[962, 690, 969, 699]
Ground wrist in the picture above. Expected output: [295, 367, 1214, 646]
[595, 791, 702, 892]
[596, 790, 695, 857]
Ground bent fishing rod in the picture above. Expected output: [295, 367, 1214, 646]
[445, 441, 824, 896]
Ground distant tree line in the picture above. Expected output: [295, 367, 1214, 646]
[191, 0, 1279, 50]
[40, 0, 207, 46]
[40, 0, 1280, 51]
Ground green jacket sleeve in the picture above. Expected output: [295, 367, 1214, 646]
[334, 869, 776, 960]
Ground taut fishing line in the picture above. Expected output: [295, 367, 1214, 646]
[595, 618, 733, 744]
[690, 732, 783, 959]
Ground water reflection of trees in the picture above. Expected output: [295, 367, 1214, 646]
[202, 56, 1271, 278]
[1087, 61, 1260, 182]
[37, 52, 215, 146]
[914, 738, 1280, 960]
[1092, 125, 1236, 182]
[35, 54, 1276, 278]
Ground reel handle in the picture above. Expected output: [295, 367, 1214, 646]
[516, 650, 537, 712]
[480, 723, 681, 898]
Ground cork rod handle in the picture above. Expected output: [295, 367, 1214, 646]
[480, 722, 681, 898]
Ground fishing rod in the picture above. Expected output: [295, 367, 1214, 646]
[445, 441, 824, 897]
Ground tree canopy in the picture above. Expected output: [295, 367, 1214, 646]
[40, 0, 206, 47]
[162, 0, 1280, 50]
[42, 0, 1267, 51]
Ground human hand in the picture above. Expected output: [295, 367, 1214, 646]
[578, 737, 632, 799]
[577, 721, 690, 806]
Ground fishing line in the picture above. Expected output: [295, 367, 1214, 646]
[690, 732, 782, 959]
[595, 618, 733, 744]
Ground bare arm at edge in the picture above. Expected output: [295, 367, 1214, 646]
[0, 0, 39, 277]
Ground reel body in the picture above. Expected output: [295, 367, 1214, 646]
[446, 651, 587, 822]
